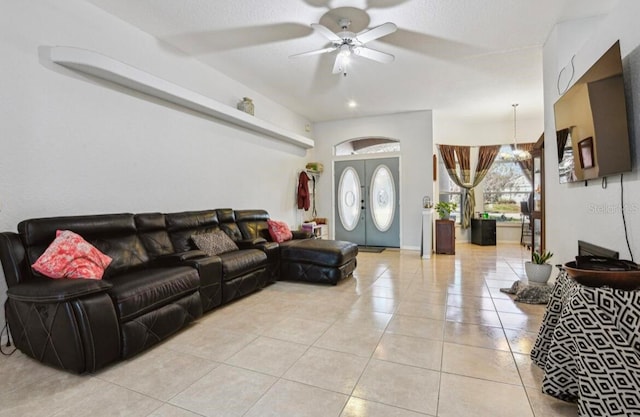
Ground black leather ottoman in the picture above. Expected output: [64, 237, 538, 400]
[279, 239, 358, 285]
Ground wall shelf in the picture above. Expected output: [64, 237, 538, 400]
[48, 46, 315, 149]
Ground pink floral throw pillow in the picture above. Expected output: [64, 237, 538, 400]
[32, 230, 112, 280]
[267, 219, 293, 243]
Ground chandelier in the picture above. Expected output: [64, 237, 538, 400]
[499, 104, 531, 161]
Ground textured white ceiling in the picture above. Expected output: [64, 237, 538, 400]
[85, 0, 618, 128]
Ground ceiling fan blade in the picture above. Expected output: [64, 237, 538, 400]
[332, 54, 345, 74]
[353, 47, 395, 63]
[289, 46, 337, 59]
[356, 22, 397, 44]
[311, 23, 342, 43]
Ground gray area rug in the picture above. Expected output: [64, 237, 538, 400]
[500, 280, 552, 304]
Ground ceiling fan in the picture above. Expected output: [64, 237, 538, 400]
[290, 18, 397, 76]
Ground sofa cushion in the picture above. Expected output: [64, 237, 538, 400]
[267, 220, 293, 243]
[165, 210, 219, 253]
[192, 230, 239, 256]
[32, 230, 112, 280]
[216, 209, 244, 241]
[94, 235, 150, 277]
[235, 210, 271, 241]
[135, 213, 174, 257]
[280, 239, 358, 267]
[106, 266, 199, 321]
[218, 249, 267, 281]
[18, 214, 144, 273]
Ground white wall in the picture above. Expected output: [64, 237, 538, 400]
[0, 1, 313, 340]
[543, 0, 640, 266]
[312, 111, 433, 250]
[435, 115, 543, 146]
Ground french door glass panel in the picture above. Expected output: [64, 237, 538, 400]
[338, 167, 361, 231]
[370, 164, 395, 232]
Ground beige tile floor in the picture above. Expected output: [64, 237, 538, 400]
[0, 243, 579, 417]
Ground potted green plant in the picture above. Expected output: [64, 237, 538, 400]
[435, 201, 457, 220]
[525, 250, 554, 285]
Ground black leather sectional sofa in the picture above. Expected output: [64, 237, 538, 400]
[0, 209, 357, 373]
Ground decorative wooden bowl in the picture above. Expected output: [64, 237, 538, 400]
[564, 261, 640, 290]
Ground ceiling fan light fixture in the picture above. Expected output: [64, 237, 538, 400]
[338, 44, 352, 57]
[290, 18, 397, 75]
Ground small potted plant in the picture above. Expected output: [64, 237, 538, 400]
[435, 201, 457, 220]
[525, 250, 554, 285]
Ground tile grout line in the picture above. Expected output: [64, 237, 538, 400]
[490, 253, 538, 417]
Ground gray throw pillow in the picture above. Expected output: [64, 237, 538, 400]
[191, 230, 238, 256]
[500, 280, 552, 304]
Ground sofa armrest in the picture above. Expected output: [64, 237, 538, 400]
[151, 250, 207, 265]
[6, 278, 120, 373]
[236, 238, 267, 249]
[7, 278, 113, 303]
[181, 255, 223, 312]
[181, 254, 222, 270]
[0, 231, 30, 287]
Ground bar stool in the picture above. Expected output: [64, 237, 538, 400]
[520, 201, 532, 247]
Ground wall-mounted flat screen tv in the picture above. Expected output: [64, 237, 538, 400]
[554, 41, 632, 183]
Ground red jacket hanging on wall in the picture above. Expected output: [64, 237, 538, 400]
[297, 171, 310, 211]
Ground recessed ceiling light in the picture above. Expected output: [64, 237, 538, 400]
[348, 100, 357, 108]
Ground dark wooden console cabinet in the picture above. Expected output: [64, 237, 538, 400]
[471, 218, 496, 246]
[435, 219, 455, 255]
